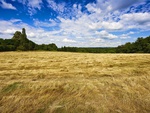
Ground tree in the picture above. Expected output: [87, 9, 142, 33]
[116, 36, 150, 53]
[12, 31, 22, 40]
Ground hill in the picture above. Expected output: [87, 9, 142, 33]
[0, 28, 57, 51]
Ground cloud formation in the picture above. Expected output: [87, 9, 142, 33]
[16, 0, 43, 15]
[0, 0, 17, 10]
[0, 0, 150, 47]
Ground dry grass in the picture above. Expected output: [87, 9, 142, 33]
[0, 52, 150, 113]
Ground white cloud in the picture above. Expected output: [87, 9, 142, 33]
[46, 0, 65, 14]
[27, 0, 42, 10]
[94, 38, 105, 43]
[63, 38, 76, 43]
[120, 12, 150, 30]
[17, 0, 26, 5]
[28, 0, 43, 15]
[17, 0, 42, 9]
[0, 0, 17, 10]
[17, 0, 43, 15]
[96, 30, 118, 39]
[86, 3, 101, 14]
[3, 29, 17, 34]
[28, 32, 35, 37]
[120, 34, 131, 39]
[121, 12, 150, 24]
[101, 21, 123, 30]
[119, 31, 137, 39]
[34, 19, 57, 27]
[9, 19, 22, 23]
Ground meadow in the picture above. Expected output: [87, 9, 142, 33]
[0, 52, 150, 113]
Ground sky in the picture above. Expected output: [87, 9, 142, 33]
[0, 0, 150, 47]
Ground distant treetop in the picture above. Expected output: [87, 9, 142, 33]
[12, 28, 27, 40]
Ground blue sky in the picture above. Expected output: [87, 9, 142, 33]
[0, 0, 150, 47]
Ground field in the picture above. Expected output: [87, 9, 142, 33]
[0, 52, 150, 113]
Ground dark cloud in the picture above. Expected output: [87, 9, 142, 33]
[110, 0, 145, 10]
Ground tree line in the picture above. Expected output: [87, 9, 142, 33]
[58, 47, 116, 53]
[58, 36, 150, 53]
[116, 36, 150, 53]
[0, 28, 150, 53]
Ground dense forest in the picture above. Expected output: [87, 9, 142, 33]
[116, 36, 150, 53]
[0, 28, 150, 53]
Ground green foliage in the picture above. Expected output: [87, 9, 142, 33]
[0, 28, 58, 51]
[58, 47, 116, 53]
[17, 45, 27, 51]
[36, 108, 46, 113]
[34, 43, 58, 51]
[116, 36, 150, 53]
[58, 36, 150, 53]
[2, 82, 22, 94]
[12, 31, 21, 40]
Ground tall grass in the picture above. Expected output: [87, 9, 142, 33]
[0, 52, 150, 113]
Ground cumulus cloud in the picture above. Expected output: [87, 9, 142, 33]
[96, 31, 118, 39]
[101, 21, 123, 30]
[120, 12, 150, 30]
[0, 0, 17, 10]
[120, 31, 135, 39]
[3, 29, 18, 34]
[63, 38, 76, 43]
[86, 3, 101, 14]
[0, 0, 149, 47]
[121, 12, 150, 24]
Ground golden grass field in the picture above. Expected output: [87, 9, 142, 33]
[0, 52, 150, 113]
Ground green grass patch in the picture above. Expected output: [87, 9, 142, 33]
[2, 82, 22, 94]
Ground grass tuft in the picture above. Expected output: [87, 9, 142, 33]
[1, 82, 22, 94]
